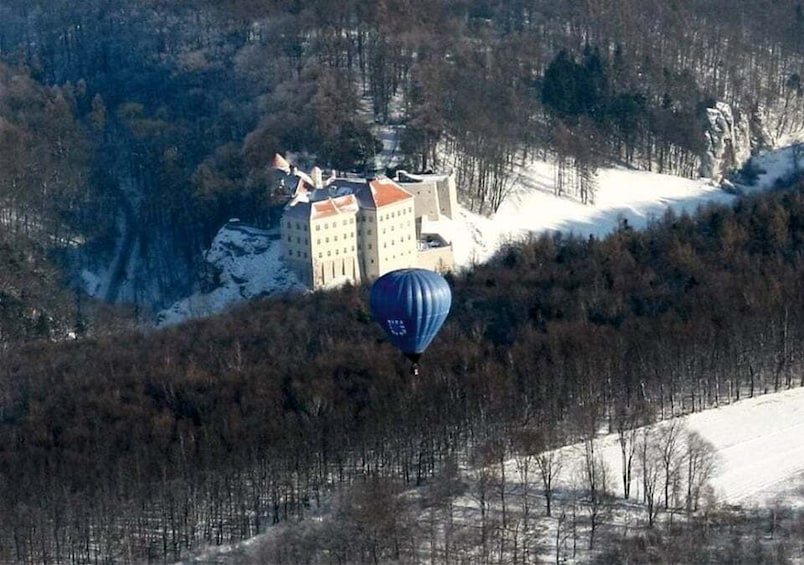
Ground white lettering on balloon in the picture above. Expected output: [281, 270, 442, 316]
[387, 319, 407, 336]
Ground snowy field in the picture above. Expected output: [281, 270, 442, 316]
[546, 386, 804, 508]
[446, 144, 802, 268]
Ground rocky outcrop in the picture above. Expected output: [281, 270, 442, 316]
[155, 221, 305, 327]
[700, 102, 752, 182]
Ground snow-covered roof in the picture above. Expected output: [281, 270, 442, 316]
[310, 180, 365, 201]
[396, 169, 451, 183]
[284, 192, 360, 221]
[275, 153, 415, 212]
[273, 153, 291, 173]
[310, 194, 359, 219]
[284, 173, 413, 218]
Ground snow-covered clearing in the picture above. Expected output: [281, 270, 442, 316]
[445, 143, 801, 268]
[541, 386, 804, 508]
[446, 163, 734, 268]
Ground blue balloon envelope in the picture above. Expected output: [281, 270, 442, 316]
[369, 268, 452, 364]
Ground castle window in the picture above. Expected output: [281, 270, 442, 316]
[317, 239, 321, 245]
[328, 250, 331, 256]
[287, 236, 291, 242]
[286, 221, 291, 228]
[326, 237, 329, 243]
[334, 235, 338, 241]
[288, 249, 292, 255]
[343, 220, 347, 226]
[367, 229, 372, 235]
[368, 244, 372, 249]
[303, 252, 307, 258]
[296, 223, 300, 230]
[336, 249, 339, 255]
[296, 237, 300, 243]
[316, 225, 320, 231]
[296, 251, 301, 257]
[304, 225, 308, 232]
[319, 253, 323, 258]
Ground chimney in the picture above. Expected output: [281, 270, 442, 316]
[311, 166, 323, 188]
[365, 156, 380, 180]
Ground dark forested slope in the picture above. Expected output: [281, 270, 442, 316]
[2, 178, 804, 562]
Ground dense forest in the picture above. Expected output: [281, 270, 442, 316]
[0, 1, 804, 562]
[0, 0, 802, 326]
[2, 176, 804, 562]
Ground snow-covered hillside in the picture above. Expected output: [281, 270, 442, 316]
[530, 386, 804, 508]
[157, 141, 803, 327]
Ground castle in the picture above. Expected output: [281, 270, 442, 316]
[275, 154, 457, 289]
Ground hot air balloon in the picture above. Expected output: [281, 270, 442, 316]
[369, 268, 452, 375]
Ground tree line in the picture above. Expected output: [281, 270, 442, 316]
[2, 177, 804, 562]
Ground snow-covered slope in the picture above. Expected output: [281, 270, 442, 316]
[157, 143, 803, 327]
[532, 386, 804, 508]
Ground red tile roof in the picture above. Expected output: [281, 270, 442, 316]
[369, 178, 413, 208]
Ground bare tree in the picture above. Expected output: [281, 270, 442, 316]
[512, 428, 540, 561]
[657, 420, 684, 510]
[582, 439, 612, 550]
[614, 402, 645, 500]
[638, 427, 662, 528]
[536, 442, 565, 518]
[684, 431, 717, 514]
[793, 141, 803, 175]
[423, 459, 465, 564]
